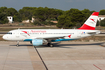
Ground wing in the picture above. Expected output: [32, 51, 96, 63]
[38, 36, 65, 39]
[31, 35, 67, 40]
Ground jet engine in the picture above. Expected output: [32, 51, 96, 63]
[32, 39, 47, 46]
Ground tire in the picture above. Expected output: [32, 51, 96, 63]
[30, 41, 32, 44]
[50, 44, 54, 47]
[16, 44, 19, 47]
[47, 43, 50, 46]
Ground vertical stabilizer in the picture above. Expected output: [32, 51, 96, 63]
[79, 12, 99, 30]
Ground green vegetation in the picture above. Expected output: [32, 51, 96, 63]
[0, 7, 105, 28]
[0, 7, 63, 25]
[99, 9, 105, 15]
[57, 9, 94, 28]
[100, 19, 105, 26]
[0, 7, 18, 24]
[98, 9, 105, 27]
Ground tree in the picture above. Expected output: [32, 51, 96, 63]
[33, 7, 63, 21]
[70, 9, 84, 23]
[6, 8, 18, 16]
[76, 23, 81, 28]
[13, 15, 22, 22]
[0, 7, 19, 23]
[19, 7, 37, 20]
[34, 7, 47, 21]
[96, 20, 100, 26]
[0, 7, 7, 13]
[57, 15, 74, 28]
[6, 8, 19, 22]
[57, 15, 66, 28]
[33, 20, 41, 26]
[0, 7, 8, 24]
[57, 8, 85, 28]
[81, 9, 91, 23]
[100, 19, 105, 26]
[0, 12, 8, 24]
[99, 10, 105, 15]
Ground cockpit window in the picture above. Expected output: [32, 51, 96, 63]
[7, 32, 12, 34]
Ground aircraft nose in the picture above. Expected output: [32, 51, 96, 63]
[2, 35, 7, 40]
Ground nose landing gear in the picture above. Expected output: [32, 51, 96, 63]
[16, 41, 19, 47]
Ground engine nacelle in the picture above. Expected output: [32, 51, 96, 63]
[32, 39, 43, 46]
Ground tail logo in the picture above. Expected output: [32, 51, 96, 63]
[90, 18, 95, 23]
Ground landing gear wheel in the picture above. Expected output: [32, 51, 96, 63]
[30, 41, 32, 44]
[47, 43, 54, 47]
[50, 44, 54, 47]
[16, 44, 19, 47]
[47, 43, 50, 46]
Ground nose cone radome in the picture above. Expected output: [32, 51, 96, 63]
[2, 35, 10, 40]
[2, 35, 7, 40]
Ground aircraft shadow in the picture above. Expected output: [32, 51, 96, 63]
[10, 44, 33, 46]
[57, 42, 104, 46]
[10, 42, 105, 48]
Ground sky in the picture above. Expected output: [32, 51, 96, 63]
[0, 0, 105, 11]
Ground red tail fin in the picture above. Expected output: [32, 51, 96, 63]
[79, 12, 99, 30]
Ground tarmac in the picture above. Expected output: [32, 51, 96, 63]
[0, 41, 105, 70]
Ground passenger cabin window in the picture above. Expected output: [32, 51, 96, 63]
[7, 32, 12, 34]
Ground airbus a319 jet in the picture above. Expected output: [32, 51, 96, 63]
[3, 12, 100, 47]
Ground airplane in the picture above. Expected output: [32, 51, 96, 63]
[3, 12, 100, 47]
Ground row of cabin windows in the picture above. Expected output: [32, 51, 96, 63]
[20, 33, 74, 34]
[7, 32, 12, 34]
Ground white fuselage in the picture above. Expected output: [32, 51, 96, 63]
[3, 29, 100, 41]
[2, 12, 100, 46]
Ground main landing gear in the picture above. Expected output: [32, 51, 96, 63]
[47, 43, 54, 47]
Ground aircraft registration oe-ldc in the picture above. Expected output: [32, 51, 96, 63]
[3, 12, 100, 47]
